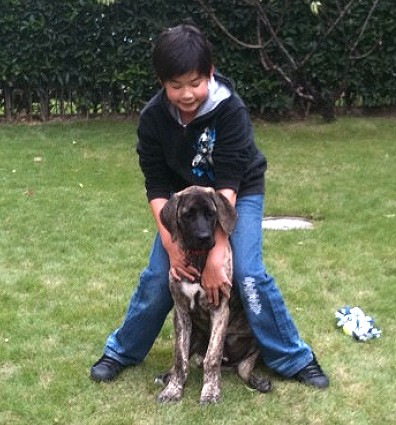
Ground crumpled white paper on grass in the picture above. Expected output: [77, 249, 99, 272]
[335, 306, 381, 342]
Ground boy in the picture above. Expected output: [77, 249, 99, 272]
[91, 24, 329, 389]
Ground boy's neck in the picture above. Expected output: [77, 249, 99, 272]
[179, 109, 198, 125]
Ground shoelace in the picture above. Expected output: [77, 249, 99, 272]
[98, 356, 121, 368]
[299, 361, 324, 378]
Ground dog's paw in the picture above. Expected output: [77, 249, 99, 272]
[157, 383, 184, 403]
[200, 383, 221, 405]
[249, 374, 272, 393]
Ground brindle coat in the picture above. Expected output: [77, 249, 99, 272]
[158, 186, 271, 404]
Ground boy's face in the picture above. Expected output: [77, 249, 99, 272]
[162, 69, 213, 121]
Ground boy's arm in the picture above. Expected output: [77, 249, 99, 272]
[200, 188, 237, 306]
[150, 198, 199, 282]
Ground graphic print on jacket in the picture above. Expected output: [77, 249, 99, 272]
[192, 127, 216, 181]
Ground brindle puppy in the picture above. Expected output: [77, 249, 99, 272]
[158, 186, 271, 404]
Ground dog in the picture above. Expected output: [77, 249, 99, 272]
[157, 186, 271, 404]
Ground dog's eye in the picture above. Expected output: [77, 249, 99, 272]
[204, 210, 216, 221]
[183, 209, 196, 220]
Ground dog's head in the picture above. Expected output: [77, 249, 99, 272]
[160, 186, 238, 251]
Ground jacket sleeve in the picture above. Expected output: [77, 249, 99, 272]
[137, 112, 173, 201]
[213, 102, 254, 193]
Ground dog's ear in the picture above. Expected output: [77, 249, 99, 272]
[160, 194, 179, 242]
[213, 192, 238, 235]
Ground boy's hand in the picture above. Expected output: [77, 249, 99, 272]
[165, 240, 200, 282]
[201, 246, 232, 306]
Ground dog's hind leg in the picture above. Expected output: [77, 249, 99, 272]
[157, 306, 192, 403]
[200, 299, 230, 405]
[236, 351, 272, 393]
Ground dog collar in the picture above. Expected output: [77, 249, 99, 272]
[188, 249, 209, 256]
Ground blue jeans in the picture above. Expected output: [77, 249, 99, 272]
[104, 195, 313, 377]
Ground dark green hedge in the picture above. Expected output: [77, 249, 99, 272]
[1, 0, 395, 120]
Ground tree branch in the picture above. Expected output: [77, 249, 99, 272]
[195, 0, 262, 49]
[301, 0, 357, 67]
[349, 0, 381, 58]
[251, 0, 299, 70]
[256, 15, 314, 102]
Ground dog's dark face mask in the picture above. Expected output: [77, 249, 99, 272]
[177, 194, 217, 251]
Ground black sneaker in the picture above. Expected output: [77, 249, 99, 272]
[293, 355, 329, 389]
[90, 355, 127, 382]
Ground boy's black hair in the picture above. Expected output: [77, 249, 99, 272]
[153, 24, 214, 82]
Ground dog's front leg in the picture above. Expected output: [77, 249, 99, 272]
[158, 305, 192, 403]
[200, 298, 230, 405]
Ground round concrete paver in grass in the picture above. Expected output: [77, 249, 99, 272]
[262, 216, 314, 230]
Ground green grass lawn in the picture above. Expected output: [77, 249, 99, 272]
[0, 117, 395, 425]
